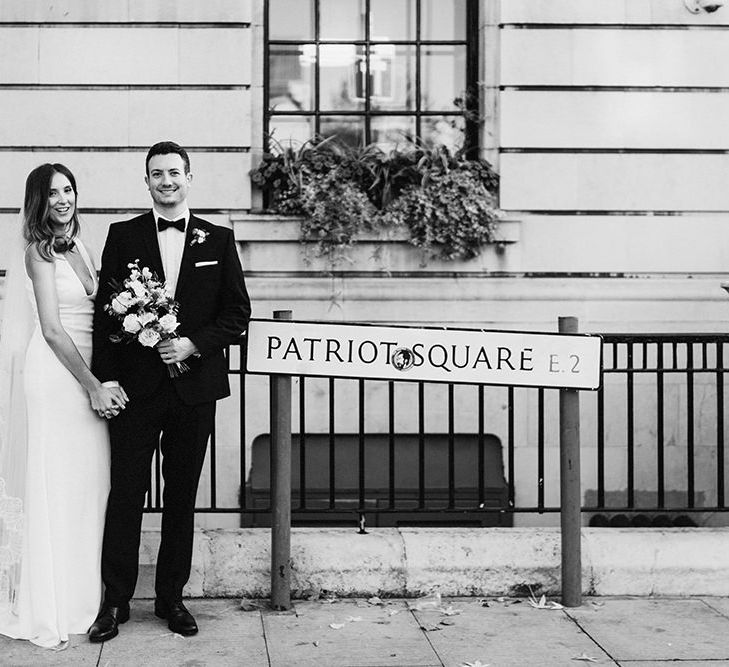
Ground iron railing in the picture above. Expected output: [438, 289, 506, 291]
[143, 333, 729, 527]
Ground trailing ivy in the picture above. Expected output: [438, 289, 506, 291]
[382, 169, 500, 260]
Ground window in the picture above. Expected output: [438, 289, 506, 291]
[265, 0, 478, 151]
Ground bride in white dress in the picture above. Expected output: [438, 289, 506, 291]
[0, 163, 128, 648]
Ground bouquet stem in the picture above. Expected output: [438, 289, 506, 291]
[167, 361, 190, 378]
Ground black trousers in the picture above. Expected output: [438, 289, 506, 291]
[101, 378, 215, 606]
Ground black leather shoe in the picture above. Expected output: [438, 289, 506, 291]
[88, 604, 130, 643]
[154, 599, 198, 636]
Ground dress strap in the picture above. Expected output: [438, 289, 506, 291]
[75, 240, 96, 278]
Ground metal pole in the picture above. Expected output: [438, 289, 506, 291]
[270, 309, 292, 610]
[559, 316, 582, 607]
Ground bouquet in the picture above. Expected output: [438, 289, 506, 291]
[104, 259, 189, 377]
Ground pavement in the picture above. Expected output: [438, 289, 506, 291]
[2, 595, 729, 666]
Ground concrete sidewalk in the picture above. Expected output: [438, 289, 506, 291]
[2, 596, 729, 666]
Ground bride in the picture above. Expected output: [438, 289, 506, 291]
[0, 163, 128, 648]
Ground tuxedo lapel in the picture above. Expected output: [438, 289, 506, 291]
[173, 214, 202, 299]
[139, 212, 165, 281]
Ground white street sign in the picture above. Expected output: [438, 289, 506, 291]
[246, 320, 602, 390]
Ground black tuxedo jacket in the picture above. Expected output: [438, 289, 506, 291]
[92, 212, 251, 405]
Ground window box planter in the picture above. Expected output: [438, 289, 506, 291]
[247, 139, 507, 269]
[233, 213, 520, 274]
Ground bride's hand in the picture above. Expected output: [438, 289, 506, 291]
[90, 385, 127, 419]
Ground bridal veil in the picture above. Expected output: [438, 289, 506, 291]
[0, 213, 32, 611]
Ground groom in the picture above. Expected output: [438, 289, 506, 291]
[89, 141, 250, 642]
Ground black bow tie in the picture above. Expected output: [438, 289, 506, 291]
[157, 217, 185, 232]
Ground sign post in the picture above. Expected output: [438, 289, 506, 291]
[559, 316, 582, 607]
[270, 310, 292, 611]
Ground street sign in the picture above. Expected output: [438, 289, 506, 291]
[246, 319, 602, 390]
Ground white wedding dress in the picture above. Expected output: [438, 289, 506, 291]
[0, 240, 110, 648]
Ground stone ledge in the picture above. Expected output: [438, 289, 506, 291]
[135, 527, 729, 599]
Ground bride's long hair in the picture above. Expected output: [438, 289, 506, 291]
[23, 163, 81, 261]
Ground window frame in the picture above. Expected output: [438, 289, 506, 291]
[263, 0, 479, 150]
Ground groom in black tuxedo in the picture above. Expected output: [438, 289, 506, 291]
[89, 141, 250, 642]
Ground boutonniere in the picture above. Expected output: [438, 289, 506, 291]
[190, 227, 209, 247]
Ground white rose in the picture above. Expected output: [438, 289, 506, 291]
[138, 312, 156, 327]
[141, 266, 153, 279]
[122, 314, 142, 333]
[111, 291, 134, 314]
[137, 328, 161, 348]
[128, 280, 146, 298]
[111, 299, 127, 314]
[159, 314, 179, 333]
[116, 290, 135, 306]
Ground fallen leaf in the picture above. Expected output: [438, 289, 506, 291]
[496, 597, 521, 606]
[329, 623, 345, 630]
[409, 592, 442, 610]
[387, 609, 401, 616]
[462, 661, 490, 667]
[440, 618, 456, 626]
[346, 616, 362, 622]
[367, 596, 384, 605]
[527, 592, 564, 610]
[419, 624, 442, 632]
[572, 653, 598, 663]
[479, 599, 490, 607]
[313, 641, 320, 647]
[439, 605, 462, 616]
[239, 599, 262, 612]
[303, 589, 321, 601]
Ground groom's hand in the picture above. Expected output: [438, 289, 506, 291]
[158, 337, 198, 364]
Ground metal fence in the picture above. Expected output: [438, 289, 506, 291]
[143, 333, 729, 527]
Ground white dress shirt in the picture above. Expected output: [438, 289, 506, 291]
[153, 207, 189, 298]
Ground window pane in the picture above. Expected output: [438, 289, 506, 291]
[269, 115, 316, 149]
[421, 45, 466, 111]
[319, 45, 365, 111]
[269, 45, 315, 112]
[420, 115, 465, 150]
[370, 0, 416, 41]
[371, 116, 416, 151]
[320, 115, 365, 146]
[421, 0, 466, 40]
[269, 0, 314, 40]
[369, 45, 415, 111]
[320, 0, 365, 40]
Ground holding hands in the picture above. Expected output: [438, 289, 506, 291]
[90, 384, 128, 419]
